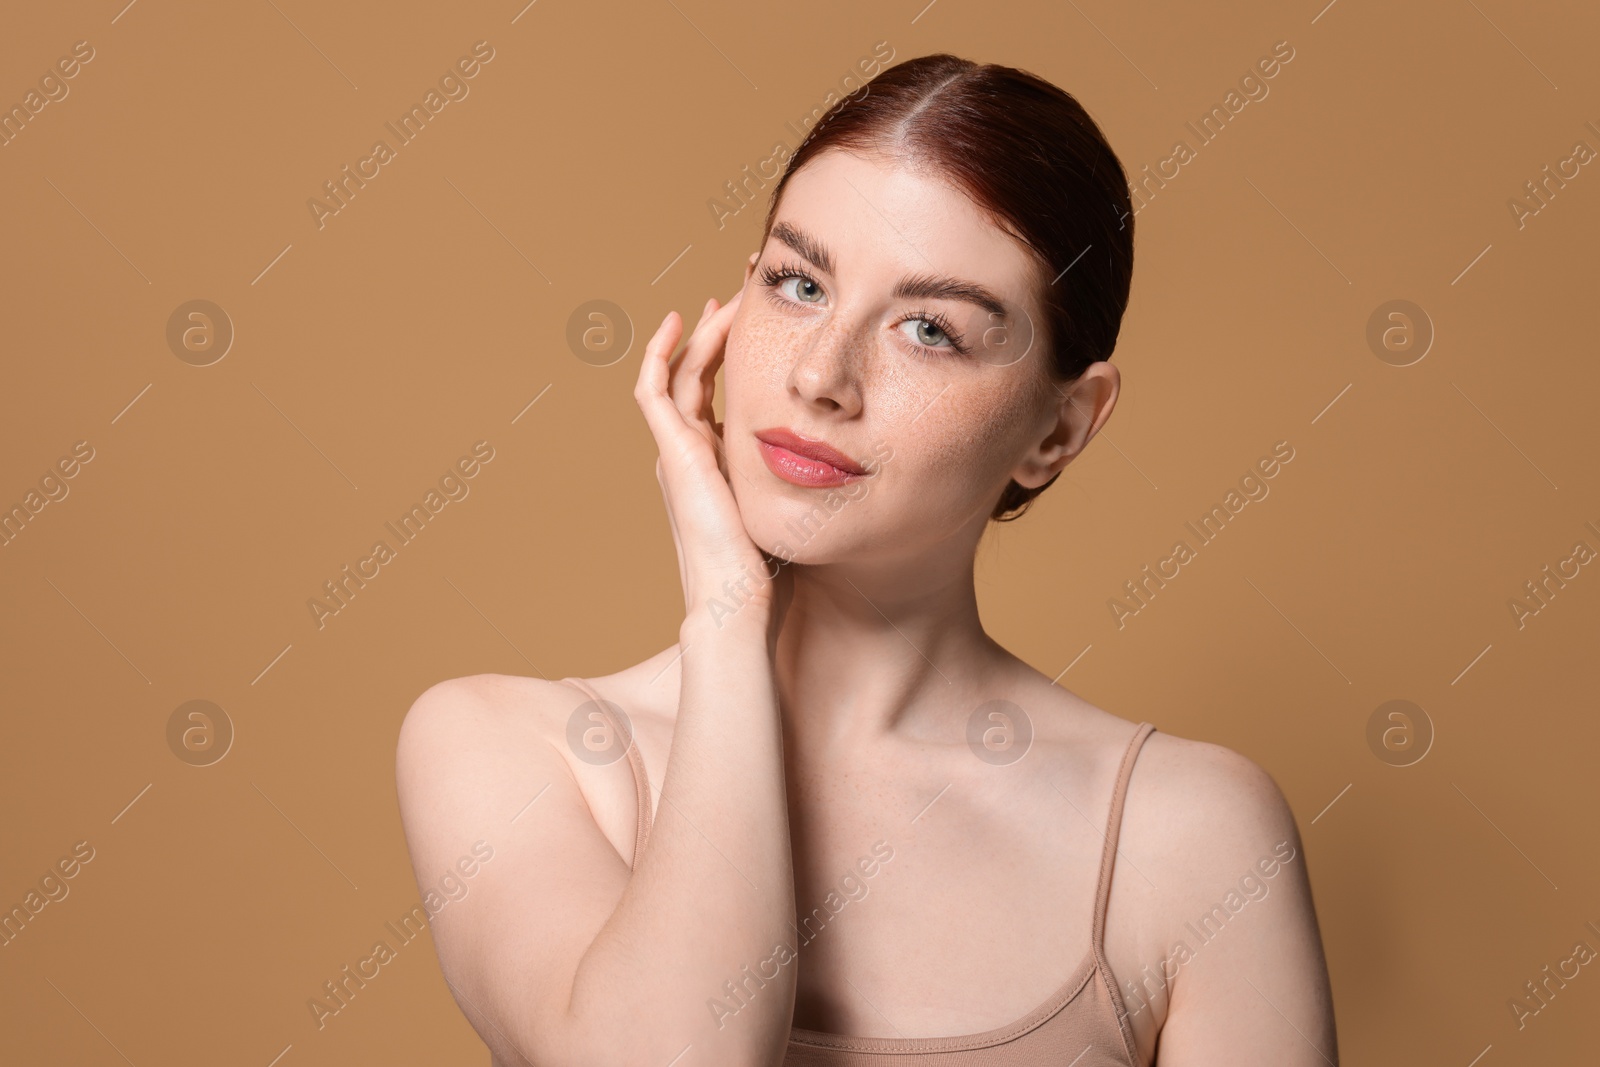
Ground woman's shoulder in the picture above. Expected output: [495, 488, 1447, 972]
[397, 671, 578, 757]
[394, 672, 583, 823]
[1132, 726, 1299, 844]
[395, 647, 685, 819]
[1113, 718, 1308, 912]
[1032, 679, 1301, 873]
[1032, 675, 1294, 826]
[399, 644, 686, 746]
[395, 648, 685, 870]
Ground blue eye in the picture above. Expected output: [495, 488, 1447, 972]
[900, 318, 950, 349]
[758, 261, 827, 304]
[896, 313, 970, 357]
[781, 275, 825, 304]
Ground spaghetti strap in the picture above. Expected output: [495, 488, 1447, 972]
[1092, 721, 1156, 957]
[560, 677, 653, 870]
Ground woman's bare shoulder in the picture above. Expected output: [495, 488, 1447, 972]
[1131, 728, 1299, 842]
[1027, 673, 1300, 861]
[394, 673, 584, 827]
[397, 672, 577, 756]
[395, 647, 685, 833]
[1117, 723, 1308, 910]
[1025, 668, 1292, 826]
[397, 644, 686, 757]
[394, 650, 681, 881]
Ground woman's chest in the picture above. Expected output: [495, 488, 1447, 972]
[780, 778, 1115, 1038]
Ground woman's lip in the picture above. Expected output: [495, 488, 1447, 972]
[755, 428, 870, 473]
[756, 440, 862, 487]
[753, 428, 868, 488]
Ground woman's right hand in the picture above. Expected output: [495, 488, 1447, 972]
[633, 288, 790, 637]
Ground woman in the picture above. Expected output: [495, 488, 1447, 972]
[397, 53, 1336, 1066]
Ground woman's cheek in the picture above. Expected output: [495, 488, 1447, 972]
[904, 381, 1036, 495]
[724, 312, 798, 412]
[866, 357, 935, 428]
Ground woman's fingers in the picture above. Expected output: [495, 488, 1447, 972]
[632, 311, 678, 417]
[666, 298, 716, 382]
[670, 289, 743, 428]
[667, 298, 716, 422]
[635, 296, 773, 615]
[637, 308, 736, 506]
[634, 311, 700, 465]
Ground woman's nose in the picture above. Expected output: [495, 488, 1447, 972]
[786, 318, 864, 416]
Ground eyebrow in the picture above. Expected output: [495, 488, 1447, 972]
[769, 220, 1010, 319]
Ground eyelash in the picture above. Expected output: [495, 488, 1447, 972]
[756, 260, 972, 357]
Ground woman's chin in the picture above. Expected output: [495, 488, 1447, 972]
[750, 531, 819, 566]
[743, 511, 841, 567]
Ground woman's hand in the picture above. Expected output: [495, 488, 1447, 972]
[634, 288, 790, 636]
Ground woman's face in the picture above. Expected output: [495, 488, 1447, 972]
[721, 148, 1069, 565]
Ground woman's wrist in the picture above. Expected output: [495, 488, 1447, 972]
[679, 598, 772, 646]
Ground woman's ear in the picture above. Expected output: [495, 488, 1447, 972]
[1009, 361, 1120, 490]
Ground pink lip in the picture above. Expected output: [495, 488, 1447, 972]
[754, 428, 867, 487]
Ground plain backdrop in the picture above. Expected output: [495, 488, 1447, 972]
[1, 0, 1597, 1064]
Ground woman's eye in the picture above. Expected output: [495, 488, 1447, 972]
[780, 275, 826, 304]
[900, 318, 951, 348]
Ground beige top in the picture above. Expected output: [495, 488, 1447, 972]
[562, 676, 1156, 1066]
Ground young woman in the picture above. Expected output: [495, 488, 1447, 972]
[397, 53, 1336, 1066]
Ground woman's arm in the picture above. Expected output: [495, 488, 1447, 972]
[397, 289, 799, 1067]
[1143, 741, 1338, 1066]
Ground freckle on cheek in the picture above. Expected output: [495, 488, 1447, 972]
[906, 377, 1027, 471]
[724, 315, 797, 414]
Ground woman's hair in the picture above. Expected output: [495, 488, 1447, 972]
[758, 53, 1135, 521]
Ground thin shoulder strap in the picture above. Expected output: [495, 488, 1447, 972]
[1092, 721, 1156, 953]
[561, 677, 653, 870]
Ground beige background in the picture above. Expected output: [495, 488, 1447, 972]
[3, 0, 1597, 1063]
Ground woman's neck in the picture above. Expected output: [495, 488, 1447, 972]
[771, 549, 1010, 748]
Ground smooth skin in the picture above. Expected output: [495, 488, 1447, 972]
[396, 148, 1337, 1067]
